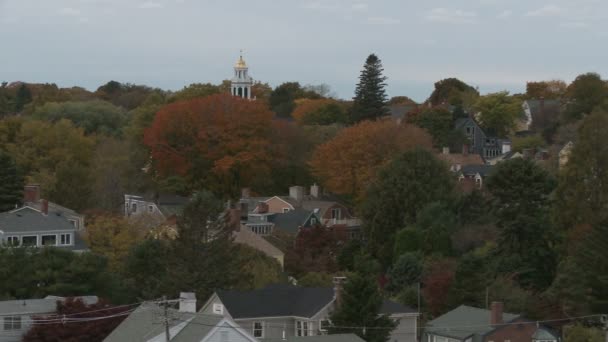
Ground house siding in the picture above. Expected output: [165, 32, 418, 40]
[390, 315, 418, 342]
[483, 319, 541, 342]
[264, 197, 294, 214]
[205, 326, 256, 342]
[0, 315, 38, 342]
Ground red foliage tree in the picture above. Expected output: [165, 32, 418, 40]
[422, 259, 456, 317]
[23, 298, 129, 342]
[285, 225, 348, 276]
[143, 93, 275, 196]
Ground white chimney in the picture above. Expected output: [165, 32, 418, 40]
[289, 186, 305, 202]
[502, 141, 511, 154]
[179, 292, 196, 313]
[310, 184, 320, 198]
[442, 147, 450, 155]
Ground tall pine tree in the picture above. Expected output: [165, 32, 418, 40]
[350, 54, 389, 123]
[0, 152, 23, 212]
[329, 273, 396, 342]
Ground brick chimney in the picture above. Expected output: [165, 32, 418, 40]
[490, 301, 504, 325]
[462, 144, 469, 156]
[41, 199, 48, 215]
[333, 276, 347, 308]
[24, 185, 41, 203]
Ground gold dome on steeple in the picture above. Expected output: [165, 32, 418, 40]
[235, 51, 247, 68]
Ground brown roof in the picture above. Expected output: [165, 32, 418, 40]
[233, 226, 284, 261]
[437, 152, 484, 166]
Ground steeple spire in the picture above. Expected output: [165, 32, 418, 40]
[230, 51, 253, 99]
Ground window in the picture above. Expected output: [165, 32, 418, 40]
[60, 233, 72, 246]
[311, 217, 317, 225]
[41, 235, 57, 246]
[4, 316, 21, 330]
[6, 236, 19, 246]
[466, 127, 472, 135]
[319, 319, 331, 332]
[212, 303, 224, 315]
[282, 208, 290, 213]
[148, 205, 154, 213]
[331, 208, 342, 221]
[296, 320, 311, 336]
[22, 236, 37, 247]
[131, 203, 137, 213]
[253, 322, 264, 338]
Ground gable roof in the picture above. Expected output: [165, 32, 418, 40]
[437, 153, 485, 167]
[0, 206, 77, 233]
[0, 296, 98, 316]
[266, 334, 366, 342]
[233, 227, 284, 259]
[271, 209, 316, 234]
[216, 284, 417, 320]
[425, 305, 520, 339]
[461, 164, 494, 177]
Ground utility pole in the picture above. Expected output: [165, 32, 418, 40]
[163, 296, 170, 342]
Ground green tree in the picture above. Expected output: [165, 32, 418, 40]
[555, 110, 608, 231]
[487, 158, 557, 289]
[563, 72, 608, 122]
[350, 54, 389, 122]
[447, 251, 490, 308]
[122, 239, 172, 300]
[473, 91, 522, 137]
[427, 78, 479, 107]
[329, 273, 396, 342]
[269, 82, 320, 118]
[413, 107, 454, 147]
[573, 221, 608, 313]
[31, 100, 128, 136]
[563, 324, 604, 342]
[0, 151, 23, 212]
[170, 83, 221, 102]
[298, 272, 334, 287]
[387, 253, 423, 293]
[14, 83, 32, 112]
[362, 148, 454, 266]
[301, 102, 348, 125]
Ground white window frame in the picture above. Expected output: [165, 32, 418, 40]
[282, 208, 290, 213]
[311, 217, 317, 225]
[319, 319, 330, 332]
[296, 320, 312, 336]
[331, 208, 342, 222]
[148, 205, 154, 213]
[21, 235, 38, 247]
[41, 234, 57, 246]
[131, 203, 137, 213]
[253, 321, 264, 338]
[60, 233, 72, 246]
[68, 219, 78, 229]
[3, 316, 21, 330]
[6, 236, 19, 246]
[212, 303, 224, 315]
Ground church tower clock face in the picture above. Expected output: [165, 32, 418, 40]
[231, 51, 254, 100]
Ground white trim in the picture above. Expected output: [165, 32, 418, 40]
[200, 319, 259, 342]
[9, 206, 41, 214]
[252, 321, 264, 338]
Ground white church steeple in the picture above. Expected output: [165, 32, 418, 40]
[231, 51, 253, 99]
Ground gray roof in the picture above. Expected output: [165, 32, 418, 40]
[461, 164, 494, 177]
[266, 334, 366, 342]
[390, 104, 417, 120]
[216, 284, 416, 320]
[103, 303, 196, 342]
[271, 209, 315, 234]
[0, 207, 78, 233]
[425, 305, 520, 339]
[532, 327, 559, 340]
[0, 296, 98, 316]
[171, 314, 224, 342]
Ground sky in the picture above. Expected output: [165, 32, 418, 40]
[0, 0, 607, 102]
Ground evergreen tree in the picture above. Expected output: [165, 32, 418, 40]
[14, 84, 32, 112]
[350, 54, 389, 123]
[329, 273, 396, 342]
[0, 152, 23, 212]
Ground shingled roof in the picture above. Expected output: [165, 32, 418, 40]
[425, 305, 520, 339]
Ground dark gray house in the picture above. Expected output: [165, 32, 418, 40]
[0, 206, 87, 251]
[454, 117, 511, 159]
[201, 283, 418, 342]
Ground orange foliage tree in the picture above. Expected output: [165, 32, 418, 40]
[291, 98, 346, 125]
[144, 94, 275, 196]
[309, 119, 433, 200]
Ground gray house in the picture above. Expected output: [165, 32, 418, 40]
[124, 193, 190, 228]
[200, 283, 418, 342]
[455, 117, 511, 159]
[105, 293, 258, 342]
[0, 296, 97, 342]
[0, 206, 88, 251]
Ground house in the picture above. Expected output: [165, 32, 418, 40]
[23, 184, 85, 230]
[124, 193, 190, 228]
[458, 164, 494, 191]
[521, 99, 561, 133]
[239, 186, 361, 239]
[0, 204, 88, 251]
[423, 302, 560, 342]
[437, 146, 485, 172]
[200, 281, 419, 342]
[265, 334, 365, 342]
[244, 205, 320, 237]
[104, 293, 258, 342]
[0, 295, 97, 342]
[233, 223, 285, 269]
[454, 117, 511, 159]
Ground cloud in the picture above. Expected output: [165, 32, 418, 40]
[139, 2, 163, 9]
[497, 10, 512, 19]
[57, 7, 81, 16]
[560, 21, 589, 29]
[367, 16, 400, 25]
[351, 3, 368, 12]
[425, 8, 477, 24]
[524, 5, 564, 17]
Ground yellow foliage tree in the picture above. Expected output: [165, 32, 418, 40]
[309, 119, 433, 200]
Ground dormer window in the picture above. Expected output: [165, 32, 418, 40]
[213, 303, 224, 315]
[148, 205, 154, 213]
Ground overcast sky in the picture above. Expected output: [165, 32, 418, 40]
[0, 0, 606, 101]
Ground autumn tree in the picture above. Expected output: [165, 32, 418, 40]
[427, 78, 479, 108]
[14, 83, 32, 112]
[473, 91, 522, 137]
[95, 81, 160, 110]
[23, 298, 127, 342]
[169, 83, 221, 102]
[421, 259, 456, 317]
[350, 54, 389, 123]
[285, 225, 347, 277]
[291, 98, 347, 125]
[563, 72, 608, 122]
[143, 94, 275, 197]
[269, 82, 321, 118]
[310, 120, 432, 200]
[526, 80, 567, 99]
[0, 151, 23, 212]
[362, 148, 454, 266]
